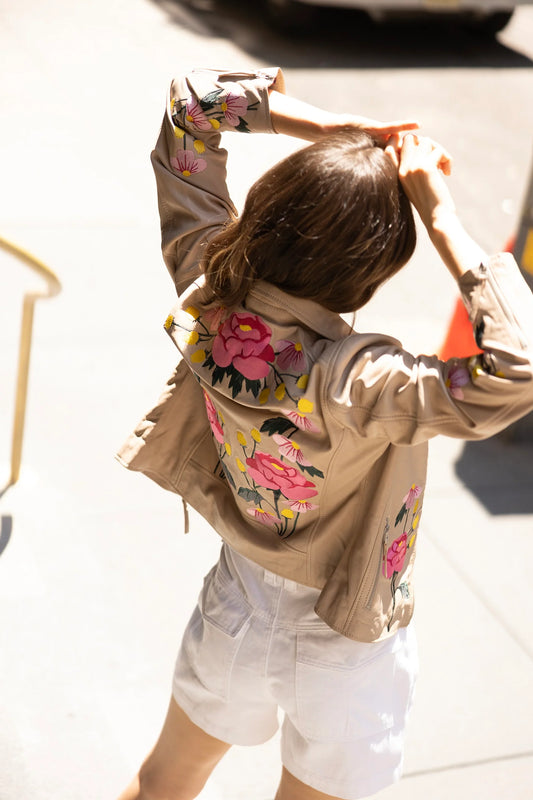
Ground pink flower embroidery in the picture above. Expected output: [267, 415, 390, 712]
[384, 533, 408, 579]
[202, 305, 227, 332]
[445, 364, 470, 400]
[246, 507, 282, 526]
[203, 390, 224, 444]
[185, 96, 211, 131]
[288, 499, 318, 514]
[281, 409, 320, 433]
[170, 149, 207, 177]
[275, 340, 307, 371]
[246, 452, 318, 501]
[212, 312, 275, 380]
[221, 92, 248, 126]
[272, 434, 312, 466]
[402, 484, 422, 509]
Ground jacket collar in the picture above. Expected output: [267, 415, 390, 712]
[243, 280, 354, 342]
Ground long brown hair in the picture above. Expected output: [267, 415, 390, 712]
[203, 130, 416, 313]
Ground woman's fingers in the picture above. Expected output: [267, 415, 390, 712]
[398, 134, 452, 176]
[378, 119, 420, 135]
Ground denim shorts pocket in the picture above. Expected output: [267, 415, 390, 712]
[181, 566, 252, 701]
[295, 627, 412, 743]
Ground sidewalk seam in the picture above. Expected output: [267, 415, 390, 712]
[404, 749, 533, 779]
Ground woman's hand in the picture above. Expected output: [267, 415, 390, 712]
[385, 133, 454, 231]
[386, 133, 487, 279]
[345, 116, 420, 145]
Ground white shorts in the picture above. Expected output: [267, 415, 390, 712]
[173, 544, 418, 800]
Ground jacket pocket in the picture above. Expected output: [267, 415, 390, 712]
[294, 626, 408, 742]
[179, 565, 252, 701]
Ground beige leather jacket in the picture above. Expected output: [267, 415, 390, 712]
[117, 68, 533, 642]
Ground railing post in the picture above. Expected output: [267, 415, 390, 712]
[0, 236, 61, 492]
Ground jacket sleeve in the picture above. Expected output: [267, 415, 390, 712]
[327, 253, 533, 445]
[151, 67, 285, 296]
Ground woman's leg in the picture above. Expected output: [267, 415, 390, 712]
[117, 696, 232, 800]
[275, 767, 347, 800]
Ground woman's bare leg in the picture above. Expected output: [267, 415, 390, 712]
[275, 766, 346, 800]
[117, 697, 231, 800]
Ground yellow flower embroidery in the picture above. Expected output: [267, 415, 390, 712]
[185, 330, 199, 345]
[193, 139, 205, 154]
[259, 387, 270, 405]
[210, 118, 220, 129]
[251, 428, 261, 443]
[275, 383, 286, 401]
[190, 349, 206, 364]
[224, 442, 232, 456]
[174, 126, 185, 139]
[237, 431, 247, 446]
[296, 374, 309, 390]
[164, 314, 174, 330]
[185, 305, 201, 319]
[236, 458, 247, 472]
[281, 509, 294, 519]
[297, 397, 314, 414]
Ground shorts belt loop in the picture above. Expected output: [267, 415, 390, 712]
[263, 570, 280, 587]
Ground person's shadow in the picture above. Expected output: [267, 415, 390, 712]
[454, 418, 533, 514]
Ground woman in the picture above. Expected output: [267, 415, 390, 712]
[117, 68, 533, 800]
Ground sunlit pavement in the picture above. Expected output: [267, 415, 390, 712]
[1, 2, 532, 798]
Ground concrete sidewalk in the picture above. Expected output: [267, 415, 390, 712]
[1, 2, 532, 798]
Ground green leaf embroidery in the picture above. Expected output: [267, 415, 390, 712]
[244, 378, 261, 398]
[234, 118, 251, 133]
[228, 369, 245, 398]
[398, 582, 410, 599]
[220, 461, 236, 489]
[395, 504, 408, 528]
[299, 463, 325, 479]
[260, 417, 297, 437]
[199, 89, 224, 110]
[238, 487, 263, 505]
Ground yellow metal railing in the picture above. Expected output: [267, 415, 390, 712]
[1, 236, 61, 491]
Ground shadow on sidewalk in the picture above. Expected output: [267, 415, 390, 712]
[0, 515, 13, 557]
[455, 428, 533, 514]
[151, 0, 533, 70]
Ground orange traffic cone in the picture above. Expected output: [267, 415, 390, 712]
[438, 235, 516, 361]
[438, 298, 481, 361]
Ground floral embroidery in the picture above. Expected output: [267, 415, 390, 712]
[276, 339, 307, 371]
[166, 305, 323, 538]
[203, 390, 224, 444]
[212, 312, 275, 380]
[170, 150, 207, 177]
[184, 96, 211, 131]
[220, 92, 249, 126]
[383, 484, 423, 631]
[384, 533, 408, 579]
[272, 434, 312, 466]
[445, 364, 470, 400]
[170, 85, 259, 178]
[446, 353, 506, 398]
[246, 507, 282, 526]
[246, 452, 318, 501]
[289, 499, 318, 513]
[281, 406, 320, 434]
